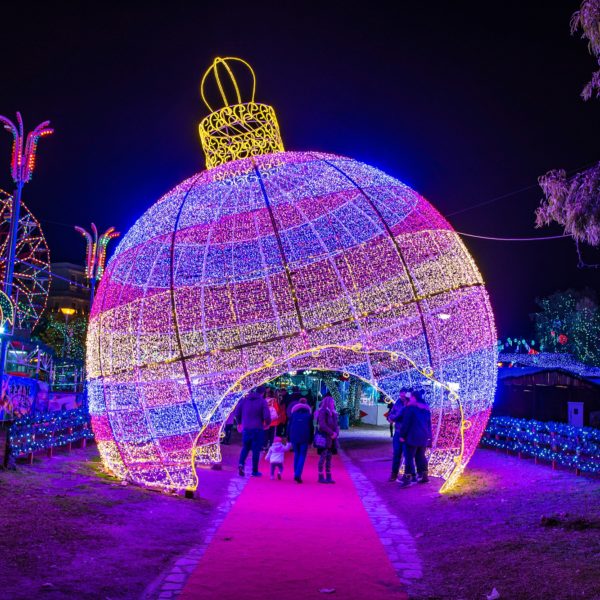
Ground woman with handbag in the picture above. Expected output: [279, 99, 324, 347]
[314, 395, 340, 484]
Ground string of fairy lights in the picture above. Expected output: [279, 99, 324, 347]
[88, 152, 497, 490]
[481, 417, 600, 473]
[8, 408, 94, 457]
[86, 57, 498, 492]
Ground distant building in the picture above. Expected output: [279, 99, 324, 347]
[47, 263, 90, 316]
[495, 353, 600, 428]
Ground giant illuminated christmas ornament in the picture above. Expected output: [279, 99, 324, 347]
[88, 57, 497, 492]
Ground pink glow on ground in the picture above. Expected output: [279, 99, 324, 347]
[180, 450, 408, 600]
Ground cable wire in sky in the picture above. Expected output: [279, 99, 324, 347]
[444, 159, 599, 218]
[456, 232, 570, 242]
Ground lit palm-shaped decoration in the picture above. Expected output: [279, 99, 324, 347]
[0, 112, 53, 308]
[74, 224, 120, 303]
[0, 112, 53, 185]
[0, 112, 52, 387]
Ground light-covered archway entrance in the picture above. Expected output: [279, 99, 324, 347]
[191, 344, 477, 493]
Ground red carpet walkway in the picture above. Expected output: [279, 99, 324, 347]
[180, 450, 408, 600]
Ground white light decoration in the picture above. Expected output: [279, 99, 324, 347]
[87, 58, 497, 492]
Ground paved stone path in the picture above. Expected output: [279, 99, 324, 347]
[340, 449, 423, 592]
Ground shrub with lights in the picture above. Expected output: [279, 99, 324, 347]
[9, 408, 94, 457]
[482, 417, 600, 473]
[87, 58, 497, 492]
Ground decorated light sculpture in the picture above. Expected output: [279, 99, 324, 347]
[0, 189, 51, 330]
[0, 290, 14, 333]
[0, 113, 52, 385]
[88, 58, 497, 492]
[75, 223, 120, 304]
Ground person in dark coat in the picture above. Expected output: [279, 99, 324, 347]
[387, 389, 409, 482]
[234, 386, 271, 477]
[398, 390, 432, 487]
[285, 386, 302, 419]
[315, 395, 339, 484]
[287, 397, 313, 483]
[283, 386, 302, 437]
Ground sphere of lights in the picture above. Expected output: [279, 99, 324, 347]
[87, 58, 497, 491]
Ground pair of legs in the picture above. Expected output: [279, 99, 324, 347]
[402, 444, 428, 483]
[264, 426, 276, 448]
[318, 448, 335, 483]
[222, 423, 233, 444]
[270, 462, 283, 479]
[292, 442, 308, 481]
[238, 428, 264, 475]
[390, 430, 404, 480]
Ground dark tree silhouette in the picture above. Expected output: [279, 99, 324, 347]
[536, 1, 600, 265]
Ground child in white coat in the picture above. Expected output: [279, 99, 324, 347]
[264, 436, 291, 479]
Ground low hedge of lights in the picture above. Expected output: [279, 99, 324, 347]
[481, 416, 600, 473]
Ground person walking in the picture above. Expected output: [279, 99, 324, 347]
[315, 395, 339, 484]
[222, 409, 236, 445]
[398, 390, 432, 488]
[285, 386, 303, 420]
[282, 386, 301, 438]
[387, 389, 409, 482]
[235, 386, 271, 477]
[264, 436, 291, 480]
[275, 387, 287, 436]
[288, 397, 313, 483]
[264, 388, 283, 450]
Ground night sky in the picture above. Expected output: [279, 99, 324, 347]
[0, 1, 598, 336]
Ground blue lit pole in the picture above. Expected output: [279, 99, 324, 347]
[0, 113, 53, 423]
[74, 223, 120, 308]
[74, 224, 119, 414]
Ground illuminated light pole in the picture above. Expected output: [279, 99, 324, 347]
[74, 225, 118, 416]
[59, 306, 76, 358]
[0, 113, 53, 393]
[74, 224, 120, 306]
[0, 113, 51, 467]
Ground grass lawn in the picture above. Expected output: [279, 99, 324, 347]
[344, 435, 600, 600]
[0, 443, 239, 600]
[1, 431, 598, 600]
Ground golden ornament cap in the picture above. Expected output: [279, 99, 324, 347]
[199, 57, 284, 169]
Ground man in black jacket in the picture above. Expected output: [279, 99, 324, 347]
[387, 389, 409, 482]
[234, 386, 271, 477]
[398, 390, 432, 488]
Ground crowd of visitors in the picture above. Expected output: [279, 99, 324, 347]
[233, 385, 336, 483]
[231, 382, 432, 489]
